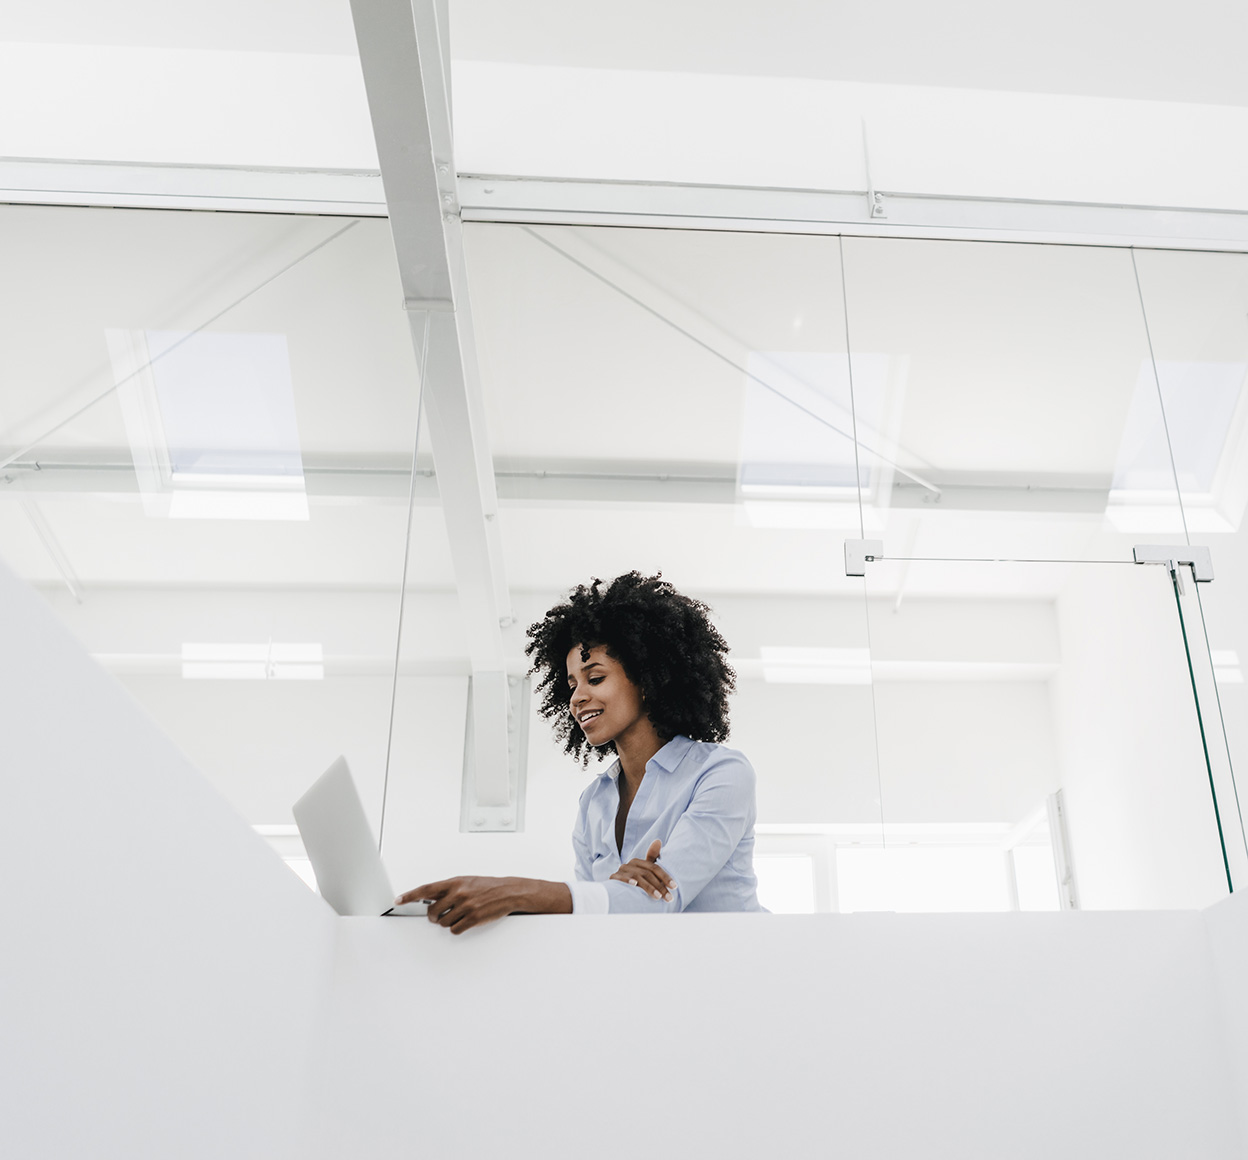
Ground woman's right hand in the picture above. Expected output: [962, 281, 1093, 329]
[610, 839, 676, 902]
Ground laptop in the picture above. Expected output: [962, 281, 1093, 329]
[292, 755, 428, 917]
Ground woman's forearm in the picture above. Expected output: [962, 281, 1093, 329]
[395, 875, 573, 932]
[508, 877, 573, 916]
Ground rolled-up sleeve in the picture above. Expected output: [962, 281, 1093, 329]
[565, 878, 610, 914]
[566, 796, 610, 914]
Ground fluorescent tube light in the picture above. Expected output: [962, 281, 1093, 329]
[181, 642, 324, 680]
[760, 646, 872, 685]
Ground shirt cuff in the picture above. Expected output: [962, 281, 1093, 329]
[565, 878, 609, 915]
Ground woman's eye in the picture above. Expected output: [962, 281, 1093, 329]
[589, 676, 604, 685]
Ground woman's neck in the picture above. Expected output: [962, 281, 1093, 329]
[615, 718, 665, 793]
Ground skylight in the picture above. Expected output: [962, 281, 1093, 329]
[108, 328, 310, 520]
[1112, 361, 1243, 494]
[1107, 360, 1247, 531]
[738, 351, 891, 497]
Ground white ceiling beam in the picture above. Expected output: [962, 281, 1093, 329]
[461, 177, 1248, 253]
[6, 155, 1248, 252]
[0, 159, 386, 216]
[350, 0, 512, 815]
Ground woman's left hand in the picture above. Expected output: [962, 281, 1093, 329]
[610, 839, 676, 901]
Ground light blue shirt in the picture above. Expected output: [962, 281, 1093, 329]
[566, 735, 764, 914]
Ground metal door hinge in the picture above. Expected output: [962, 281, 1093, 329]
[1133, 544, 1213, 593]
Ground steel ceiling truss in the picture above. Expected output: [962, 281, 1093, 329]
[351, 0, 516, 827]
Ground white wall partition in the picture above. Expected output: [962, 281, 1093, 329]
[0, 557, 335, 1160]
[5, 551, 1248, 1160]
[1208, 890, 1248, 1149]
[309, 910, 1239, 1160]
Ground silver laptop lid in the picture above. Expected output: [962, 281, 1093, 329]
[292, 756, 396, 916]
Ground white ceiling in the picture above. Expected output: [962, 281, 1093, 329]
[4, 1, 1247, 109]
[0, 7, 1244, 630]
[0, 1, 357, 54]
[4, 3, 1247, 855]
[4, 2, 1247, 213]
[2, 205, 1247, 604]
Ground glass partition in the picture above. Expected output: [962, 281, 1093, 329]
[4, 200, 1243, 913]
[862, 556, 1234, 910]
[0, 204, 421, 831]
[843, 235, 1243, 909]
[1132, 246, 1248, 891]
[462, 222, 883, 911]
[368, 355, 471, 892]
[839, 236, 1189, 561]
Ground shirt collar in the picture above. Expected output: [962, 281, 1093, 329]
[598, 758, 621, 781]
[595, 734, 693, 780]
[648, 734, 694, 774]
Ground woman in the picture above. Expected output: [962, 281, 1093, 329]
[394, 572, 763, 932]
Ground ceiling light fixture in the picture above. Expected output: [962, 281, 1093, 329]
[181, 642, 324, 681]
[759, 646, 871, 685]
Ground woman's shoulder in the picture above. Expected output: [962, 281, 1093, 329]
[681, 737, 756, 783]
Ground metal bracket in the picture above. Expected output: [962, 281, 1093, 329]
[460, 673, 529, 833]
[1133, 544, 1213, 584]
[861, 118, 887, 219]
[845, 539, 884, 577]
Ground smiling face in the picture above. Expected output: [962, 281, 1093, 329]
[566, 643, 650, 749]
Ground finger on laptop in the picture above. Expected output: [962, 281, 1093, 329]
[393, 882, 443, 906]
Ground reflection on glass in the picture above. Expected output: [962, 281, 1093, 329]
[840, 237, 1186, 564]
[738, 353, 874, 489]
[1131, 251, 1248, 892]
[1108, 359, 1247, 533]
[834, 235, 1244, 910]
[0, 205, 421, 829]
[451, 222, 884, 893]
[863, 557, 1232, 909]
[108, 329, 309, 521]
[10, 203, 1243, 917]
[1133, 251, 1248, 539]
[1170, 560, 1248, 892]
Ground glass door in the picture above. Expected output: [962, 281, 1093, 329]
[841, 234, 1247, 911]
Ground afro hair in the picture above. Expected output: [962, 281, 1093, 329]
[524, 572, 736, 764]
